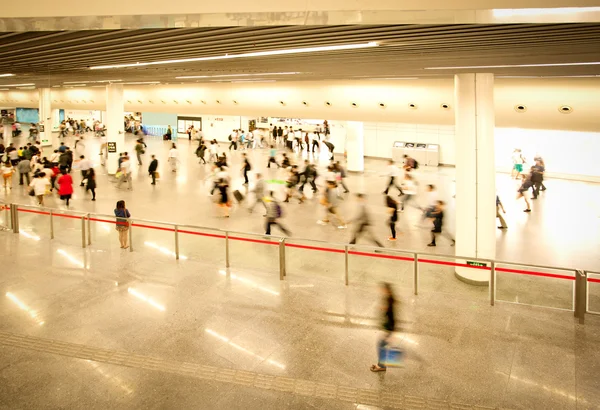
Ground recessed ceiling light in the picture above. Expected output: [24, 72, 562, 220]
[90, 42, 379, 70]
[426, 62, 600, 69]
[0, 74, 15, 78]
[176, 72, 300, 79]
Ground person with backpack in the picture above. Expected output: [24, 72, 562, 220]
[267, 145, 279, 168]
[299, 161, 318, 194]
[264, 192, 291, 236]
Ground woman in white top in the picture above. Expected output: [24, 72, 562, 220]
[29, 173, 50, 206]
[168, 143, 179, 172]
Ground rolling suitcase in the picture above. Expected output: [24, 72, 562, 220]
[233, 190, 244, 203]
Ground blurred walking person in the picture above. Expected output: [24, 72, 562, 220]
[57, 169, 73, 207]
[248, 173, 267, 214]
[511, 148, 525, 179]
[117, 155, 132, 190]
[168, 143, 178, 172]
[386, 195, 399, 241]
[29, 173, 50, 206]
[86, 168, 96, 201]
[348, 193, 383, 247]
[265, 193, 292, 236]
[382, 160, 403, 196]
[496, 195, 507, 229]
[370, 283, 397, 372]
[427, 200, 454, 246]
[400, 173, 417, 212]
[517, 173, 532, 212]
[317, 180, 346, 229]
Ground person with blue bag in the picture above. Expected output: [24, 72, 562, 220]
[371, 282, 401, 372]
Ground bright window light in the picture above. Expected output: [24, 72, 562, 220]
[90, 42, 378, 70]
[176, 72, 300, 79]
[144, 241, 188, 260]
[128, 287, 166, 311]
[57, 249, 85, 268]
[205, 328, 285, 369]
[0, 74, 15, 78]
[426, 62, 600, 69]
[6, 292, 45, 325]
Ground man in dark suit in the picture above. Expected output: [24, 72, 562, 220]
[148, 155, 159, 185]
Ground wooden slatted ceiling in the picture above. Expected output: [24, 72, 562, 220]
[0, 24, 599, 85]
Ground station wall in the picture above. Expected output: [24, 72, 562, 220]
[1, 77, 599, 179]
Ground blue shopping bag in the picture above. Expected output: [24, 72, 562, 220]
[382, 345, 404, 368]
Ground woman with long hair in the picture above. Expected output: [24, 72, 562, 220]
[114, 200, 131, 249]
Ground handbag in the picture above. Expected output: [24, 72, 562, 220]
[154, 171, 160, 179]
[28, 188, 35, 197]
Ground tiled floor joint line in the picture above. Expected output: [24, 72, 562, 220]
[0, 331, 507, 409]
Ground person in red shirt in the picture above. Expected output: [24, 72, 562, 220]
[57, 169, 73, 207]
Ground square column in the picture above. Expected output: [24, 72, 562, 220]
[105, 84, 125, 174]
[345, 121, 364, 172]
[39, 88, 52, 147]
[454, 73, 496, 284]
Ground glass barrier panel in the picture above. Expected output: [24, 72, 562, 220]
[129, 220, 178, 262]
[285, 240, 345, 282]
[51, 210, 86, 248]
[227, 232, 279, 275]
[588, 272, 600, 314]
[88, 215, 121, 251]
[0, 203, 11, 230]
[416, 256, 490, 302]
[348, 247, 413, 288]
[496, 264, 575, 310]
[177, 226, 225, 266]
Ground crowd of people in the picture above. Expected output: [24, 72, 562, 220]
[0, 118, 551, 251]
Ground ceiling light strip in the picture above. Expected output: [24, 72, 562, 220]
[0, 74, 15, 78]
[90, 42, 378, 70]
[426, 62, 600, 69]
[176, 72, 300, 79]
[0, 83, 35, 87]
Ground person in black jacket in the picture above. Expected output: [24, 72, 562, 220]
[148, 155, 158, 185]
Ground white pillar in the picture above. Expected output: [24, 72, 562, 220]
[2, 124, 11, 145]
[345, 121, 364, 172]
[105, 84, 124, 174]
[39, 88, 52, 147]
[454, 73, 496, 284]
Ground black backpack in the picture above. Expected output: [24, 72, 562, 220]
[413, 159, 419, 169]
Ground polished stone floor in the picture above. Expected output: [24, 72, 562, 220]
[1, 131, 599, 272]
[0, 232, 599, 409]
[1, 132, 600, 408]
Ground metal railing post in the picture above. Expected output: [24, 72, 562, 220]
[413, 253, 418, 295]
[279, 238, 286, 280]
[225, 231, 230, 268]
[344, 245, 349, 286]
[574, 270, 586, 324]
[11, 204, 19, 233]
[174, 225, 179, 260]
[49, 209, 54, 239]
[86, 214, 91, 246]
[128, 222, 133, 252]
[490, 261, 496, 306]
[81, 215, 86, 248]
